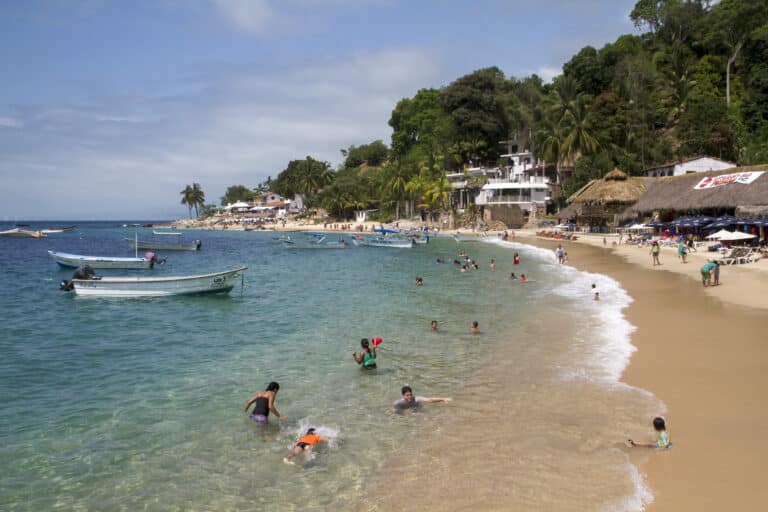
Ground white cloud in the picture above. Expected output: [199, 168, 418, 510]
[0, 48, 442, 219]
[212, 0, 273, 34]
[535, 66, 561, 83]
[0, 117, 22, 128]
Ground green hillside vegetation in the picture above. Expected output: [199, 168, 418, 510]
[219, 0, 768, 221]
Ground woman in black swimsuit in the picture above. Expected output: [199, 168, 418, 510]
[244, 382, 286, 424]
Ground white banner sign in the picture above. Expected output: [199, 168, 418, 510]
[694, 171, 765, 190]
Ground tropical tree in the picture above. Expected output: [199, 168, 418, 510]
[220, 185, 253, 206]
[180, 185, 195, 218]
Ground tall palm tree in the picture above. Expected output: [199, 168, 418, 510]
[189, 183, 205, 217]
[180, 185, 194, 218]
[539, 119, 567, 184]
[562, 96, 600, 161]
[385, 163, 410, 219]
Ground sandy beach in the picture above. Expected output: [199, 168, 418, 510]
[173, 216, 768, 509]
[516, 232, 768, 510]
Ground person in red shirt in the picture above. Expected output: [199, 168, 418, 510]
[283, 428, 327, 464]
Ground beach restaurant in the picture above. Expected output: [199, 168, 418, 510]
[624, 165, 768, 240]
[559, 168, 649, 227]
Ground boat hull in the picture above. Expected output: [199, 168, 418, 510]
[0, 228, 44, 238]
[126, 238, 201, 251]
[70, 267, 247, 297]
[48, 250, 153, 269]
[351, 236, 413, 248]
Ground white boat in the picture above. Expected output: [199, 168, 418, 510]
[0, 228, 45, 238]
[62, 267, 247, 297]
[126, 236, 201, 251]
[282, 235, 348, 249]
[350, 235, 414, 248]
[153, 230, 182, 236]
[48, 250, 156, 269]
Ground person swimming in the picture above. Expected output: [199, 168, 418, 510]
[520, 274, 527, 283]
[352, 338, 377, 369]
[509, 272, 517, 280]
[391, 386, 452, 413]
[430, 320, 438, 331]
[283, 427, 328, 464]
[244, 381, 286, 424]
[470, 320, 479, 334]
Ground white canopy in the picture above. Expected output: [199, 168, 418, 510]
[718, 230, 756, 241]
[705, 229, 734, 240]
[627, 223, 651, 231]
[224, 201, 251, 210]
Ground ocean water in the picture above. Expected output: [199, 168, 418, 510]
[0, 224, 662, 511]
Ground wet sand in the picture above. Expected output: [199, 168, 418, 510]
[521, 236, 768, 511]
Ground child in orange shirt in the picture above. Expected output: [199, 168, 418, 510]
[283, 428, 328, 464]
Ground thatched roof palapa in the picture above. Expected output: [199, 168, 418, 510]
[627, 165, 768, 215]
[567, 168, 650, 205]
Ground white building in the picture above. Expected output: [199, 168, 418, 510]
[644, 156, 735, 178]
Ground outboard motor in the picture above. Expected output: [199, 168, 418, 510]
[60, 265, 98, 291]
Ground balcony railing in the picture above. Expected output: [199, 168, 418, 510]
[486, 176, 549, 185]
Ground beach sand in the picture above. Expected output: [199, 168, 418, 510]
[517, 234, 768, 510]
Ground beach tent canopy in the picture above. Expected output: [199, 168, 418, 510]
[717, 231, 756, 241]
[705, 229, 735, 240]
[627, 223, 651, 230]
[224, 201, 251, 210]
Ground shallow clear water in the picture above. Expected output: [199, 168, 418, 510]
[0, 225, 661, 511]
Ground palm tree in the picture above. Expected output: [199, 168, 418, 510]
[539, 119, 567, 184]
[385, 163, 410, 219]
[561, 96, 599, 162]
[180, 185, 194, 218]
[190, 183, 205, 217]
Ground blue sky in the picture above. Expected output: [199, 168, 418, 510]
[0, 0, 637, 220]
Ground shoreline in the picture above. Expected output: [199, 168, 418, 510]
[515, 232, 768, 510]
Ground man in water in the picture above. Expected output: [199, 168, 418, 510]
[430, 320, 438, 331]
[470, 321, 479, 334]
[592, 283, 600, 301]
[391, 386, 452, 413]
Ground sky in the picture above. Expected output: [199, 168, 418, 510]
[0, 0, 638, 220]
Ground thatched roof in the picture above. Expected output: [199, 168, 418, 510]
[567, 168, 649, 205]
[626, 165, 768, 214]
[557, 203, 581, 220]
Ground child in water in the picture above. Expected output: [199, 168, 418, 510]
[352, 338, 377, 369]
[283, 428, 328, 464]
[629, 417, 670, 448]
[520, 274, 527, 283]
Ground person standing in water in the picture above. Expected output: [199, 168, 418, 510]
[244, 382, 286, 424]
[352, 338, 377, 369]
[283, 427, 328, 464]
[430, 320, 438, 331]
[513, 253, 520, 265]
[470, 321, 479, 334]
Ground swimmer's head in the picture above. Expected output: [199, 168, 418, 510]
[401, 386, 413, 399]
[653, 417, 666, 431]
[360, 338, 370, 349]
[306, 428, 316, 435]
[266, 382, 280, 392]
[471, 321, 478, 328]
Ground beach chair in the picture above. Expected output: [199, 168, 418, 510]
[716, 247, 743, 265]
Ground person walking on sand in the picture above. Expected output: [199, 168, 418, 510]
[555, 245, 564, 264]
[244, 382, 286, 424]
[650, 241, 661, 266]
[283, 428, 327, 464]
[712, 260, 720, 286]
[391, 386, 452, 413]
[629, 417, 671, 449]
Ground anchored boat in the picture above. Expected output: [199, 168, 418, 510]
[60, 266, 247, 297]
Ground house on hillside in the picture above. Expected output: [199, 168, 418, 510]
[644, 156, 735, 178]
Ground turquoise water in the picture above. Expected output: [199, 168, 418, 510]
[0, 225, 659, 510]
